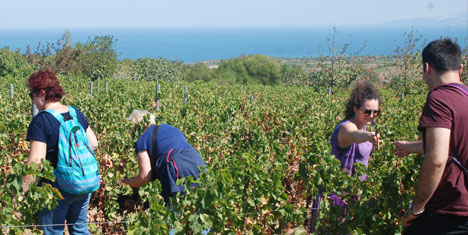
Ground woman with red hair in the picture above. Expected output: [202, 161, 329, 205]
[21, 70, 98, 234]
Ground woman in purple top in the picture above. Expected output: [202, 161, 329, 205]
[309, 81, 381, 233]
[331, 81, 381, 178]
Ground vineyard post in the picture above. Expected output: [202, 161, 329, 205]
[184, 86, 188, 104]
[97, 78, 100, 96]
[90, 81, 94, 96]
[328, 87, 331, 97]
[10, 83, 13, 98]
[401, 92, 404, 101]
[32, 104, 38, 117]
[106, 81, 109, 93]
[250, 95, 253, 104]
[155, 79, 160, 111]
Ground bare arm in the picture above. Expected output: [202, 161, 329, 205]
[120, 150, 152, 188]
[86, 127, 98, 150]
[392, 134, 423, 157]
[22, 141, 47, 195]
[392, 140, 423, 157]
[337, 122, 379, 149]
[403, 127, 450, 227]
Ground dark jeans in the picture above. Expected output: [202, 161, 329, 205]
[404, 212, 468, 235]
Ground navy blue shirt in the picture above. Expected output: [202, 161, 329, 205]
[135, 124, 193, 157]
[26, 106, 89, 168]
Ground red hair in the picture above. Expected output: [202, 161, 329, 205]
[27, 70, 65, 102]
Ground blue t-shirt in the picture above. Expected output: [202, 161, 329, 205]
[26, 106, 89, 168]
[135, 124, 193, 157]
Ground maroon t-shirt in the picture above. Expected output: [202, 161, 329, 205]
[418, 83, 468, 216]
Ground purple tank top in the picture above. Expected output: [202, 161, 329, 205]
[330, 120, 373, 179]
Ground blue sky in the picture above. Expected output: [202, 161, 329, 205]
[0, 0, 466, 28]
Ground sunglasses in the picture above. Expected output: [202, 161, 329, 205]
[362, 109, 380, 116]
[28, 92, 34, 99]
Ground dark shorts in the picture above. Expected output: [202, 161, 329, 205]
[404, 212, 468, 235]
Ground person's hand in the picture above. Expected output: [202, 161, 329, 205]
[402, 207, 422, 227]
[369, 132, 381, 149]
[392, 141, 411, 157]
[119, 178, 129, 186]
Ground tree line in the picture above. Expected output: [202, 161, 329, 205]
[1, 28, 466, 93]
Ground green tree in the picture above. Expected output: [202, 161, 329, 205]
[216, 55, 281, 85]
[78, 35, 119, 80]
[280, 64, 307, 86]
[130, 57, 182, 82]
[0, 47, 33, 78]
[183, 63, 214, 82]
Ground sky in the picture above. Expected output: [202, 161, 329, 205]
[0, 0, 466, 28]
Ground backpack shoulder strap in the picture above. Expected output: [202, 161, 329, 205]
[150, 125, 160, 181]
[43, 109, 65, 124]
[436, 83, 468, 96]
[450, 152, 468, 174]
[441, 84, 468, 176]
[68, 106, 79, 120]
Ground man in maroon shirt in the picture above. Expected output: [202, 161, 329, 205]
[398, 39, 468, 234]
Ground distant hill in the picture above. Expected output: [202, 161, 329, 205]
[379, 12, 467, 27]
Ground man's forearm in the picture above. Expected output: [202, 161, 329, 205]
[408, 141, 423, 154]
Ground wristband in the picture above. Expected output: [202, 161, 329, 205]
[409, 203, 424, 216]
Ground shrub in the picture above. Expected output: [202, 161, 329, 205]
[130, 57, 182, 82]
[0, 47, 33, 78]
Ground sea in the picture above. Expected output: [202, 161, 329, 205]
[0, 26, 466, 63]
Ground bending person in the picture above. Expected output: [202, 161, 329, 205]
[120, 110, 206, 206]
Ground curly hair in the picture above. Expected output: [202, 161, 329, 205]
[27, 70, 65, 102]
[344, 81, 380, 120]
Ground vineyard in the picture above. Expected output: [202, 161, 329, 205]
[0, 74, 430, 234]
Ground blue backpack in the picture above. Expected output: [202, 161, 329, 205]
[43, 107, 101, 194]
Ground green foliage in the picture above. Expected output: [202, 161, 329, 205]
[79, 36, 119, 81]
[216, 55, 282, 85]
[0, 47, 33, 78]
[0, 74, 429, 234]
[23, 32, 120, 80]
[130, 57, 182, 82]
[2, 28, 466, 234]
[280, 64, 308, 86]
[182, 63, 214, 82]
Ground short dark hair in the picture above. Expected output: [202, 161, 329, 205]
[27, 70, 65, 102]
[422, 38, 462, 73]
[345, 81, 380, 119]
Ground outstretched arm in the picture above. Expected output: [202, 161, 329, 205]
[392, 140, 423, 157]
[337, 122, 379, 149]
[120, 150, 152, 188]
